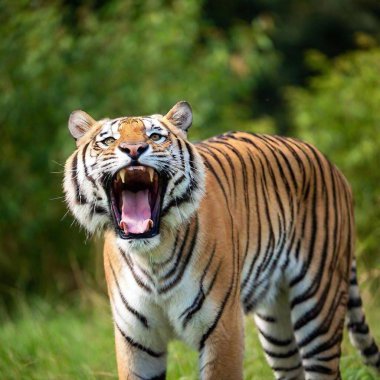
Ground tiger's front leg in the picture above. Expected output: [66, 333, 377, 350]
[104, 242, 169, 380]
[198, 298, 245, 380]
[114, 324, 167, 380]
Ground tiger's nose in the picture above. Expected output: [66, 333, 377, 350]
[119, 142, 149, 159]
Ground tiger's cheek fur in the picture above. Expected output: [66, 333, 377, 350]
[63, 145, 110, 233]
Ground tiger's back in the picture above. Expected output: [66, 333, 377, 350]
[64, 102, 379, 380]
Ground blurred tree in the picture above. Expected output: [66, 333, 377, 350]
[0, 0, 276, 302]
[288, 47, 380, 289]
[203, 0, 380, 133]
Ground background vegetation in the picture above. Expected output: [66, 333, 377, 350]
[0, 0, 379, 378]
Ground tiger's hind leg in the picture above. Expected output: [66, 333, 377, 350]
[288, 274, 348, 380]
[253, 293, 305, 380]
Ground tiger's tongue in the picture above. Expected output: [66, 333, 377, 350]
[119, 190, 153, 234]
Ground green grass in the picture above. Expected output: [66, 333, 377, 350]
[0, 295, 379, 380]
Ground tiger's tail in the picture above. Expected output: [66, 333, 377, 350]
[346, 257, 380, 370]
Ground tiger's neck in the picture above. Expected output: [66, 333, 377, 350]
[114, 214, 201, 279]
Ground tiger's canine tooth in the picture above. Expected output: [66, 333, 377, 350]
[148, 219, 154, 229]
[148, 168, 154, 182]
[119, 169, 126, 183]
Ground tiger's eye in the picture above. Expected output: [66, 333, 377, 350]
[150, 133, 164, 142]
[103, 137, 116, 146]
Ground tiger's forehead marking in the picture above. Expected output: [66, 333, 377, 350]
[119, 118, 146, 142]
[98, 116, 169, 141]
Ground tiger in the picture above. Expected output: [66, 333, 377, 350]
[64, 101, 380, 380]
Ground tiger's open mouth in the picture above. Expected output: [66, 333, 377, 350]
[108, 166, 166, 239]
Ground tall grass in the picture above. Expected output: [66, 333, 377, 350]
[0, 293, 379, 380]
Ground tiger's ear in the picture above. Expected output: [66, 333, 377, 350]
[164, 101, 193, 133]
[68, 110, 96, 140]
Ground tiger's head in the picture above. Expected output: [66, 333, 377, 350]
[63, 101, 205, 253]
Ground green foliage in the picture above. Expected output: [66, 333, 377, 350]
[1, 297, 379, 379]
[204, 0, 380, 133]
[288, 48, 380, 286]
[0, 0, 276, 299]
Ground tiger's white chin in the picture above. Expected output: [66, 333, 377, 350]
[116, 233, 162, 255]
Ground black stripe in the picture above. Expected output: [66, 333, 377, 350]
[208, 139, 251, 264]
[289, 151, 319, 287]
[241, 151, 262, 291]
[234, 134, 294, 216]
[257, 328, 293, 346]
[347, 320, 369, 334]
[161, 224, 191, 280]
[199, 280, 233, 349]
[252, 156, 278, 276]
[303, 364, 334, 375]
[115, 323, 164, 358]
[173, 174, 186, 187]
[152, 234, 180, 271]
[160, 191, 192, 217]
[255, 313, 276, 323]
[119, 249, 152, 293]
[182, 261, 220, 328]
[244, 280, 270, 313]
[132, 371, 166, 380]
[71, 152, 87, 204]
[135, 262, 155, 286]
[200, 158, 228, 201]
[196, 144, 232, 196]
[183, 141, 199, 193]
[273, 362, 302, 372]
[91, 205, 108, 215]
[296, 288, 345, 347]
[177, 139, 185, 172]
[203, 142, 237, 202]
[82, 142, 97, 186]
[264, 347, 299, 359]
[317, 352, 341, 362]
[179, 243, 216, 321]
[109, 261, 149, 328]
[148, 373, 166, 380]
[347, 297, 362, 308]
[184, 140, 195, 172]
[302, 333, 341, 359]
[158, 217, 199, 293]
[363, 342, 379, 357]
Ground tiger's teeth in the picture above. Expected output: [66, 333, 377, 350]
[148, 168, 154, 182]
[148, 219, 154, 229]
[119, 170, 126, 183]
